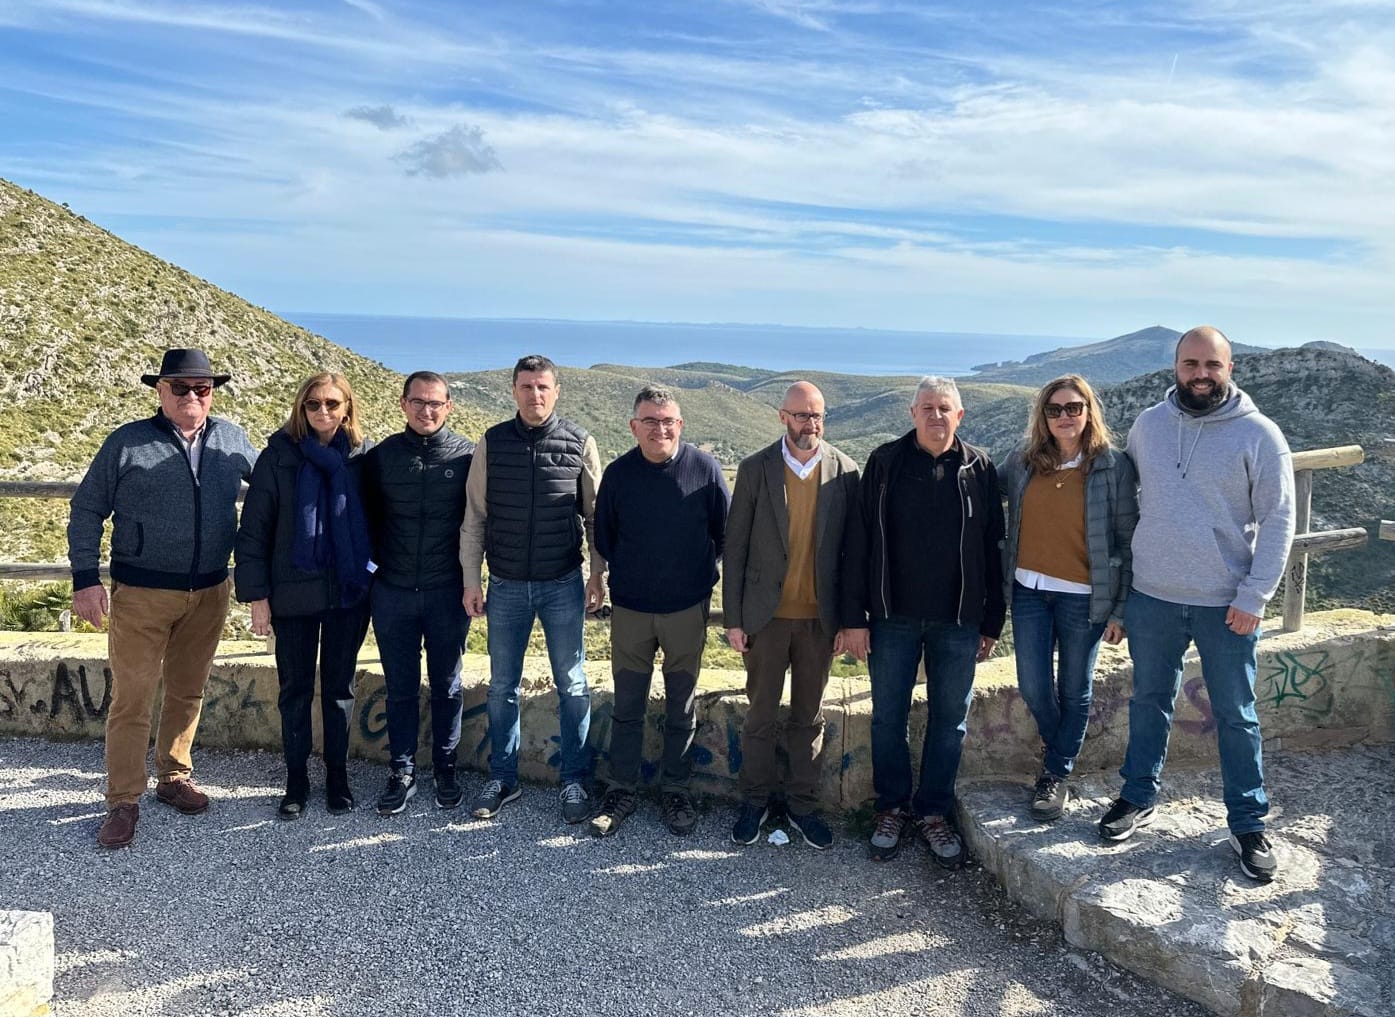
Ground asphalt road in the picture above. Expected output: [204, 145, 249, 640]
[2, 737, 1213, 1017]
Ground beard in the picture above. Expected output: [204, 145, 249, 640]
[786, 428, 819, 450]
[1176, 378, 1227, 414]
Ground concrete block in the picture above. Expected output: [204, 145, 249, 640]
[0, 910, 53, 1017]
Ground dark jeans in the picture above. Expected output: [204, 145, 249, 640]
[272, 604, 371, 773]
[869, 615, 980, 817]
[739, 617, 834, 816]
[371, 580, 470, 773]
[1011, 583, 1106, 777]
[606, 602, 706, 792]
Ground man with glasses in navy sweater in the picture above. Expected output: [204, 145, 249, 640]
[586, 386, 730, 837]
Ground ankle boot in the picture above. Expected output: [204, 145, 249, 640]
[325, 764, 354, 815]
[278, 766, 309, 820]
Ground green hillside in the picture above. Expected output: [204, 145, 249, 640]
[0, 177, 488, 561]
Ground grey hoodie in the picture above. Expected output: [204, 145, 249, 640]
[1126, 384, 1295, 617]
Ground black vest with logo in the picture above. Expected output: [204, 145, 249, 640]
[484, 414, 589, 581]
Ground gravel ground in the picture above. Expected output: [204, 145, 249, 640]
[2, 737, 1213, 1017]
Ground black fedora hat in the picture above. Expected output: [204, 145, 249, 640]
[141, 348, 232, 388]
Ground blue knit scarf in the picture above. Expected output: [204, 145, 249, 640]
[292, 430, 372, 605]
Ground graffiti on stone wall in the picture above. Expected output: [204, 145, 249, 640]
[1174, 676, 1217, 736]
[202, 671, 270, 726]
[0, 663, 112, 724]
[1257, 650, 1334, 718]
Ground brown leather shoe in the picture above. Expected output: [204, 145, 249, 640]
[98, 803, 139, 849]
[156, 778, 210, 815]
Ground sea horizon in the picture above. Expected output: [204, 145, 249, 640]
[280, 312, 1099, 377]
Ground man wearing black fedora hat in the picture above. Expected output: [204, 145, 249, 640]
[68, 347, 257, 849]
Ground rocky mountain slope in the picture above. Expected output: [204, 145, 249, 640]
[970, 325, 1268, 386]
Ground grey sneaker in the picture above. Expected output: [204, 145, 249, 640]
[588, 788, 638, 838]
[915, 814, 964, 868]
[869, 808, 908, 862]
[1030, 773, 1070, 821]
[560, 781, 591, 824]
[1230, 831, 1278, 883]
[470, 779, 521, 819]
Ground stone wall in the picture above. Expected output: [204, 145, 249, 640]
[1, 610, 1391, 810]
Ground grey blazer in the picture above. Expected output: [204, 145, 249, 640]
[722, 438, 860, 638]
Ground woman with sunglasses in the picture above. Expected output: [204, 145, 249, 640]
[235, 373, 374, 818]
[1000, 374, 1138, 820]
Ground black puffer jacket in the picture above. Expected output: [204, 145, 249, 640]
[234, 429, 371, 617]
[483, 414, 589, 581]
[363, 426, 475, 591]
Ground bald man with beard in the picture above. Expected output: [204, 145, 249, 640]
[723, 382, 866, 850]
[1101, 326, 1295, 884]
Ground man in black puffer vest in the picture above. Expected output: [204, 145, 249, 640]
[363, 371, 475, 816]
[460, 355, 604, 825]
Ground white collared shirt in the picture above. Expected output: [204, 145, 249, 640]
[172, 422, 207, 481]
[1014, 452, 1091, 595]
[782, 438, 822, 480]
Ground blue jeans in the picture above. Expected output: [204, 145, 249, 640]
[869, 615, 980, 816]
[1012, 583, 1106, 778]
[371, 581, 469, 773]
[485, 568, 591, 785]
[1121, 589, 1267, 834]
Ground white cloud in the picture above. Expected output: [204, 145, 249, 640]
[394, 125, 502, 178]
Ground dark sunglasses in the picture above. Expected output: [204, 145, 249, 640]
[1043, 401, 1086, 419]
[304, 398, 343, 413]
[166, 381, 212, 398]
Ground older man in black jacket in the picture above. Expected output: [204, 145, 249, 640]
[363, 371, 475, 815]
[845, 376, 1005, 869]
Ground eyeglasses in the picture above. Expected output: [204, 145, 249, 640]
[782, 411, 824, 424]
[1043, 402, 1086, 419]
[304, 399, 343, 413]
[407, 398, 449, 411]
[165, 381, 212, 398]
[635, 417, 681, 430]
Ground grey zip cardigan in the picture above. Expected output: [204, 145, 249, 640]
[999, 444, 1139, 625]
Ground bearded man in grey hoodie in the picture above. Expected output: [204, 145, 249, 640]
[1099, 326, 1295, 884]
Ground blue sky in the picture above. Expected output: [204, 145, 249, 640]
[2, 0, 1394, 352]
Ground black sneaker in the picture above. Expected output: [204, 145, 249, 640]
[731, 803, 768, 845]
[560, 782, 591, 824]
[869, 808, 908, 862]
[661, 791, 698, 836]
[1230, 831, 1278, 883]
[588, 788, 638, 838]
[1030, 773, 1070, 821]
[1098, 798, 1156, 841]
[376, 770, 416, 816]
[788, 810, 833, 850]
[434, 765, 463, 810]
[471, 779, 521, 819]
